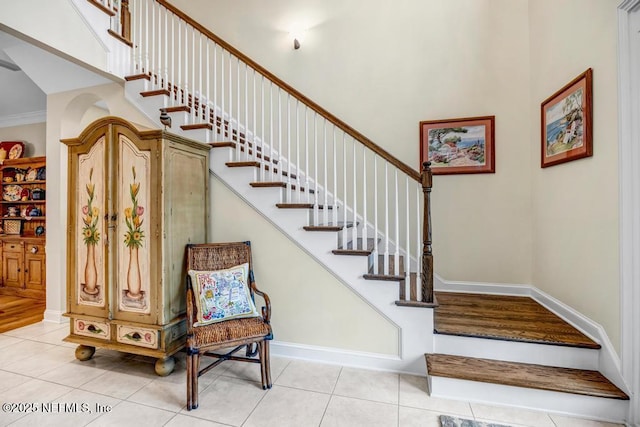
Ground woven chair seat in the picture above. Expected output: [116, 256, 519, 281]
[192, 317, 271, 346]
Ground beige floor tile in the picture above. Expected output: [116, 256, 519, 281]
[86, 400, 176, 426]
[80, 370, 153, 400]
[333, 367, 399, 404]
[398, 406, 443, 427]
[0, 334, 23, 350]
[38, 359, 115, 388]
[4, 345, 76, 377]
[274, 360, 342, 393]
[471, 403, 555, 427]
[3, 321, 67, 339]
[164, 414, 230, 426]
[181, 376, 267, 426]
[220, 355, 290, 385]
[399, 374, 473, 418]
[0, 339, 58, 364]
[35, 327, 76, 347]
[549, 414, 626, 427]
[8, 389, 120, 427]
[128, 378, 190, 412]
[320, 395, 398, 427]
[0, 378, 73, 426]
[243, 385, 330, 427]
[0, 370, 31, 394]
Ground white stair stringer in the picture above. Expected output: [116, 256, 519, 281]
[434, 333, 599, 370]
[209, 146, 435, 374]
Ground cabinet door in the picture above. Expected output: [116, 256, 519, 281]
[69, 134, 109, 318]
[3, 251, 23, 289]
[115, 133, 155, 322]
[24, 253, 45, 291]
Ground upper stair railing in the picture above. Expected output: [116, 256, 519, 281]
[127, 0, 435, 305]
[87, 0, 131, 44]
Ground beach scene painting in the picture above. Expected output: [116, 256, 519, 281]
[420, 116, 495, 175]
[541, 68, 592, 168]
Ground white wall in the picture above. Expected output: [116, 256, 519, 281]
[0, 122, 46, 156]
[168, 0, 533, 285]
[0, 0, 107, 72]
[529, 0, 621, 352]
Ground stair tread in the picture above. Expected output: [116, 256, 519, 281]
[140, 89, 170, 97]
[366, 254, 405, 276]
[276, 203, 333, 209]
[333, 238, 377, 255]
[426, 353, 629, 400]
[434, 292, 600, 349]
[303, 221, 356, 231]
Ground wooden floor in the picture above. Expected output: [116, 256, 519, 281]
[0, 295, 46, 333]
[434, 292, 600, 349]
[426, 353, 629, 400]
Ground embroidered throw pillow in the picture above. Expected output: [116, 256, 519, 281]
[188, 263, 260, 326]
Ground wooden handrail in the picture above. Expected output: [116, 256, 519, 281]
[155, 0, 420, 182]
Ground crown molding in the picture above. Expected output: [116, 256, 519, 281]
[0, 110, 46, 128]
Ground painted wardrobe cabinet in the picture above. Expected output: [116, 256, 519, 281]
[62, 117, 209, 375]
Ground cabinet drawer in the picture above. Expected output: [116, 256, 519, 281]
[116, 325, 159, 349]
[3, 242, 23, 253]
[73, 318, 110, 340]
[25, 243, 45, 255]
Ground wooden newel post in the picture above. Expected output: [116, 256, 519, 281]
[421, 161, 434, 304]
[121, 0, 131, 41]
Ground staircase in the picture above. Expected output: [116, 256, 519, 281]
[78, 0, 630, 421]
[428, 292, 629, 420]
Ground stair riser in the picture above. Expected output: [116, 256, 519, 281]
[428, 376, 628, 422]
[124, 76, 150, 96]
[434, 334, 599, 370]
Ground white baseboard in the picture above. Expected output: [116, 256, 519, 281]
[43, 310, 69, 324]
[270, 340, 424, 375]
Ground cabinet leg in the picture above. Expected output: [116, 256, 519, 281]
[155, 356, 175, 376]
[75, 345, 96, 361]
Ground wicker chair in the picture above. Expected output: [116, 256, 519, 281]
[185, 242, 272, 410]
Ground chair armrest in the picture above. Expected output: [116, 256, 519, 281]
[186, 275, 196, 335]
[252, 284, 271, 323]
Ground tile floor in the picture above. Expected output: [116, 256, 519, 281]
[0, 321, 625, 427]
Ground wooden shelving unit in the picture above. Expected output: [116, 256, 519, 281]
[0, 156, 46, 300]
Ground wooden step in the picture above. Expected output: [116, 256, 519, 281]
[363, 254, 405, 281]
[426, 353, 629, 400]
[250, 182, 315, 194]
[303, 221, 356, 232]
[125, 74, 151, 82]
[333, 238, 377, 256]
[164, 105, 190, 113]
[276, 204, 333, 209]
[226, 162, 298, 180]
[87, 0, 115, 16]
[434, 292, 600, 349]
[181, 123, 213, 131]
[140, 89, 170, 97]
[209, 142, 278, 164]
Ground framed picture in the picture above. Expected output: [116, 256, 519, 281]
[419, 116, 495, 175]
[541, 68, 592, 168]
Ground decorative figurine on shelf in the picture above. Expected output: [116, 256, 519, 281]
[35, 226, 45, 236]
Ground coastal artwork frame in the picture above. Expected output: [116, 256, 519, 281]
[541, 68, 593, 168]
[419, 116, 495, 175]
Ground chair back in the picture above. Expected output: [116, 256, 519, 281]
[187, 241, 252, 272]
